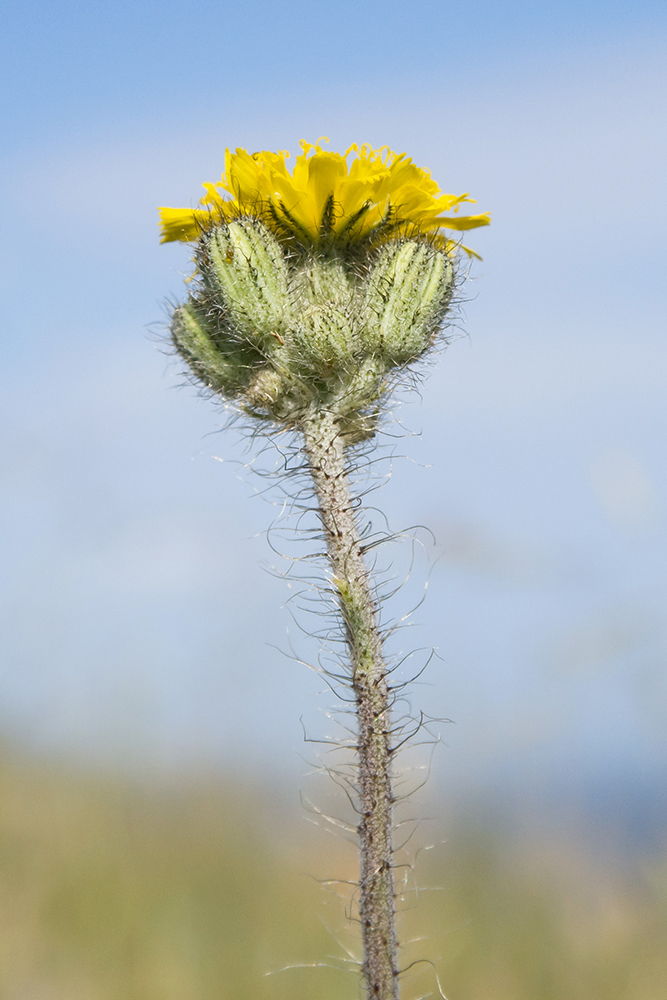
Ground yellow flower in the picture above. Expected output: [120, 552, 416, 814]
[159, 139, 490, 256]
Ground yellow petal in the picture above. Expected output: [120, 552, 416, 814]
[159, 207, 212, 243]
[158, 141, 490, 253]
[429, 212, 491, 232]
[306, 152, 348, 227]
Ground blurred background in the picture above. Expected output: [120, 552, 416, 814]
[1, 1, 666, 997]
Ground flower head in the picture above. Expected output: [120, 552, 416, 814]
[161, 143, 490, 442]
[159, 139, 490, 256]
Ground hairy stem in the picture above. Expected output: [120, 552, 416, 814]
[302, 409, 399, 1000]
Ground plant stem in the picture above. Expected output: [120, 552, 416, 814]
[302, 409, 399, 1000]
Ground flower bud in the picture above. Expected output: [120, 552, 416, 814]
[293, 305, 357, 373]
[171, 301, 254, 396]
[297, 256, 353, 308]
[362, 241, 453, 365]
[201, 218, 290, 350]
[245, 368, 285, 408]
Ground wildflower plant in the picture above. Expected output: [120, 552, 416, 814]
[158, 139, 489, 1000]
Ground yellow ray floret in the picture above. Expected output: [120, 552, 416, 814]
[159, 140, 490, 255]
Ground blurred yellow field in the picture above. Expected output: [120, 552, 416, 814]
[0, 754, 664, 1000]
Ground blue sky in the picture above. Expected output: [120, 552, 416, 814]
[1, 1, 666, 829]
[2, 0, 666, 143]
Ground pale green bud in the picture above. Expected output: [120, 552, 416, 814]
[362, 241, 453, 366]
[201, 218, 290, 350]
[296, 255, 353, 308]
[245, 367, 285, 409]
[292, 305, 357, 373]
[244, 366, 313, 424]
[171, 301, 254, 396]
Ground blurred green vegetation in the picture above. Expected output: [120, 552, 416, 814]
[0, 753, 665, 1000]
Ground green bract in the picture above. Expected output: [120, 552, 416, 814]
[171, 216, 454, 443]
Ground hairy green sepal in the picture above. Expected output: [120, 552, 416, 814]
[171, 216, 454, 442]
